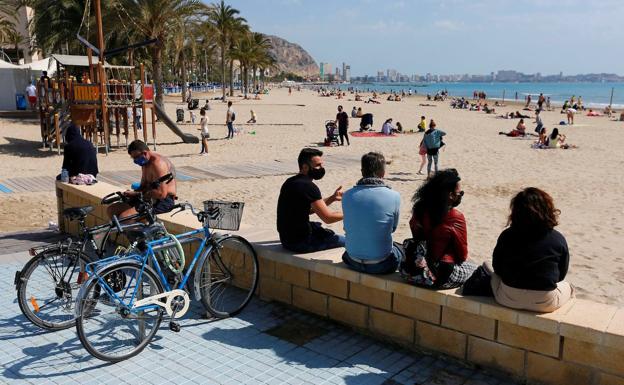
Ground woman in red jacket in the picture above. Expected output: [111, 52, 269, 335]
[406, 169, 477, 288]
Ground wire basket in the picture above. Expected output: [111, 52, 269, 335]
[203, 200, 245, 231]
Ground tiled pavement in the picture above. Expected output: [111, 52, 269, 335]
[0, 231, 521, 385]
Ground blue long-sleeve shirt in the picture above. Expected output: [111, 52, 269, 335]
[342, 184, 400, 260]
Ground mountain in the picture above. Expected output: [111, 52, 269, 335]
[264, 35, 319, 78]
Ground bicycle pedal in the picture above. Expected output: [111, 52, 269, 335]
[169, 321, 181, 332]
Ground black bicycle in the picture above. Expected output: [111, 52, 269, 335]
[14, 190, 158, 331]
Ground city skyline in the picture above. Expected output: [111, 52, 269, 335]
[224, 0, 624, 76]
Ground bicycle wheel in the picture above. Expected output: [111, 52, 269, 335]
[16, 246, 91, 330]
[76, 262, 164, 362]
[198, 235, 258, 318]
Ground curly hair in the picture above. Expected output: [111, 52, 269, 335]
[411, 168, 461, 227]
[507, 187, 560, 233]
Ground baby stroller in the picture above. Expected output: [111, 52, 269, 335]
[359, 113, 373, 131]
[324, 120, 339, 146]
[187, 98, 199, 110]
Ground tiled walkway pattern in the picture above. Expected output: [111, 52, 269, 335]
[0, 231, 521, 385]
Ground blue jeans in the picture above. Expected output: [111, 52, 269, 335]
[281, 222, 345, 254]
[227, 122, 234, 138]
[342, 243, 404, 274]
[427, 153, 439, 175]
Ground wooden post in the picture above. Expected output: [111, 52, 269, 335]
[151, 106, 157, 151]
[95, 0, 108, 154]
[54, 113, 61, 155]
[87, 48, 94, 84]
[140, 63, 148, 144]
[122, 105, 129, 147]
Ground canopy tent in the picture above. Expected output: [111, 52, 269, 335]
[20, 57, 56, 74]
[0, 66, 32, 110]
[0, 59, 19, 68]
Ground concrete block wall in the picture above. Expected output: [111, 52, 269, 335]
[57, 181, 624, 385]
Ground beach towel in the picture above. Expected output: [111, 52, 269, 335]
[350, 131, 396, 137]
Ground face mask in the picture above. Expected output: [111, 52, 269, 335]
[134, 155, 149, 167]
[308, 166, 325, 180]
[452, 195, 462, 207]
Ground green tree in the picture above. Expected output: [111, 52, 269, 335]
[206, 0, 245, 101]
[120, 0, 204, 107]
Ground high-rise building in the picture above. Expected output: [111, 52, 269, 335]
[377, 71, 384, 82]
[344, 65, 351, 82]
[319, 62, 332, 81]
[335, 67, 341, 81]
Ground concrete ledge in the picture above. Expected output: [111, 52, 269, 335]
[57, 181, 624, 385]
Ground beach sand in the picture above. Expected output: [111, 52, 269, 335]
[1, 88, 623, 306]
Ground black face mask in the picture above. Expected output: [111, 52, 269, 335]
[452, 195, 462, 207]
[308, 166, 326, 180]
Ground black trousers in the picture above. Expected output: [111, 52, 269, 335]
[338, 126, 349, 145]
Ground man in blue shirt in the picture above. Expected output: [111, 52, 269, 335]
[342, 152, 403, 274]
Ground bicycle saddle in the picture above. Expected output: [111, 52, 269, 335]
[63, 206, 94, 220]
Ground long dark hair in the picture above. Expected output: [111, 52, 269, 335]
[412, 168, 461, 227]
[550, 128, 559, 140]
[507, 187, 560, 234]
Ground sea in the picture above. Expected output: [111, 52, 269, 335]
[337, 82, 624, 109]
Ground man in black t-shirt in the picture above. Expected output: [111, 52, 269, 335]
[335, 105, 350, 146]
[277, 148, 345, 253]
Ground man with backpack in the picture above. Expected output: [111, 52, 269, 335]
[226, 101, 235, 139]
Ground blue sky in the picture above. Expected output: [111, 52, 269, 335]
[216, 0, 624, 76]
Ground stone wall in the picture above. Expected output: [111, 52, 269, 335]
[57, 181, 624, 385]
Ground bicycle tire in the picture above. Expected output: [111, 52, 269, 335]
[76, 262, 164, 362]
[16, 245, 92, 331]
[198, 235, 258, 318]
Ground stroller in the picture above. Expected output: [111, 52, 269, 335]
[324, 120, 340, 146]
[359, 113, 373, 131]
[187, 98, 199, 110]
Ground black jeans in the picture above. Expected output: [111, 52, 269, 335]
[338, 126, 349, 145]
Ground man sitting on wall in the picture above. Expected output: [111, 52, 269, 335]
[342, 152, 403, 274]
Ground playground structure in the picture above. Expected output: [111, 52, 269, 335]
[37, 53, 198, 155]
[38, 53, 158, 155]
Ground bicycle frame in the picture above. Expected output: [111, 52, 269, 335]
[88, 225, 219, 314]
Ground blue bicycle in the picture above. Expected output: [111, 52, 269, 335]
[74, 201, 258, 362]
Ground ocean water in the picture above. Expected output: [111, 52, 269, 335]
[339, 82, 624, 108]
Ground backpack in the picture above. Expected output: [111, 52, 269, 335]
[231, 111, 236, 122]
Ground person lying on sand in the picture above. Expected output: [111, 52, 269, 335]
[366, 98, 381, 104]
[515, 111, 530, 119]
[419, 103, 436, 107]
[586, 109, 602, 117]
[499, 119, 527, 137]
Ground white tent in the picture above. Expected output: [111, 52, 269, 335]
[0, 59, 19, 68]
[0, 65, 32, 110]
[19, 57, 55, 75]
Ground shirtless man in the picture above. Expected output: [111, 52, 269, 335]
[107, 140, 177, 219]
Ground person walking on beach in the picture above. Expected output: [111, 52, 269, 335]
[423, 120, 446, 178]
[25, 82, 37, 110]
[534, 109, 544, 134]
[226, 101, 235, 139]
[417, 137, 427, 175]
[538, 93, 545, 111]
[199, 108, 209, 155]
[335, 105, 350, 145]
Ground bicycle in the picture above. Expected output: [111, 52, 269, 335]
[74, 200, 259, 362]
[14, 190, 158, 331]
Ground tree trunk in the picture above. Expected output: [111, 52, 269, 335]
[152, 43, 165, 107]
[181, 51, 187, 103]
[228, 58, 234, 97]
[242, 65, 248, 99]
[220, 44, 226, 101]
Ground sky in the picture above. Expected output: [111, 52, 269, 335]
[217, 0, 624, 77]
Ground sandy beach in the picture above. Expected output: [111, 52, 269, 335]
[1, 87, 623, 306]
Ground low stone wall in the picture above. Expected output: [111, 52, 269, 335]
[57, 181, 624, 385]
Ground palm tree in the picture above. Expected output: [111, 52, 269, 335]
[29, 0, 89, 55]
[206, 0, 245, 101]
[120, 0, 204, 107]
[230, 32, 272, 99]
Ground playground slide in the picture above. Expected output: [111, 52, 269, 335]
[153, 103, 199, 144]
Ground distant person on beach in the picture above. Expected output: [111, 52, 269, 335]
[417, 116, 426, 132]
[488, 187, 573, 312]
[107, 140, 177, 220]
[546, 96, 551, 110]
[25, 82, 37, 109]
[199, 108, 209, 155]
[402, 168, 477, 288]
[342, 152, 402, 274]
[395, 122, 404, 133]
[534, 109, 544, 134]
[356, 107, 363, 117]
[226, 101, 235, 139]
[335, 105, 350, 145]
[566, 107, 575, 125]
[40, 71, 50, 86]
[499, 119, 526, 137]
[537, 93, 545, 110]
[135, 107, 143, 131]
[203, 99, 211, 110]
[381, 118, 395, 135]
[417, 137, 427, 175]
[276, 148, 344, 253]
[351, 106, 357, 118]
[525, 94, 532, 107]
[423, 120, 446, 177]
[246, 109, 257, 123]
[548, 128, 576, 149]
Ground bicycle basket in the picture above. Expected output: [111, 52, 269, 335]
[203, 200, 244, 231]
